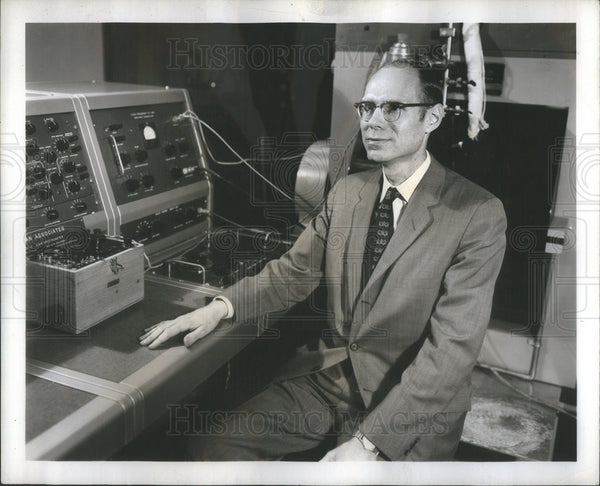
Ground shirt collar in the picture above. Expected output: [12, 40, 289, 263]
[380, 151, 431, 203]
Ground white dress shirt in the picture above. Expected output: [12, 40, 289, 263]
[380, 151, 431, 229]
[215, 152, 432, 319]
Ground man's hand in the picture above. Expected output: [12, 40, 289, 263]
[320, 437, 379, 462]
[138, 300, 229, 349]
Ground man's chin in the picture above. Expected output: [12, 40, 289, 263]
[365, 150, 388, 163]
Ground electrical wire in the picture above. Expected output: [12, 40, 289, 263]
[176, 108, 361, 232]
[144, 252, 164, 272]
[198, 166, 256, 201]
[482, 365, 577, 420]
[198, 122, 304, 166]
[180, 110, 295, 201]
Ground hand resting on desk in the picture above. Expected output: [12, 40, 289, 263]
[138, 300, 229, 349]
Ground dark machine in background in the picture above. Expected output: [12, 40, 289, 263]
[428, 101, 568, 334]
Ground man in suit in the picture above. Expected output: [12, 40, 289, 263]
[139, 61, 507, 461]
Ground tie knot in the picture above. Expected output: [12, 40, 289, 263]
[384, 187, 403, 202]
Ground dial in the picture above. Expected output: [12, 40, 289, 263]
[62, 161, 76, 173]
[50, 172, 63, 185]
[45, 151, 58, 164]
[26, 121, 36, 136]
[45, 120, 59, 132]
[135, 220, 153, 239]
[67, 180, 81, 193]
[32, 165, 46, 180]
[164, 143, 176, 157]
[73, 201, 87, 212]
[142, 174, 155, 188]
[26, 141, 40, 158]
[125, 178, 140, 192]
[38, 187, 51, 200]
[55, 138, 69, 152]
[135, 149, 148, 162]
[46, 209, 59, 221]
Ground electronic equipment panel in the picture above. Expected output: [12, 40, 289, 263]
[27, 82, 213, 262]
[26, 100, 102, 232]
[89, 102, 205, 205]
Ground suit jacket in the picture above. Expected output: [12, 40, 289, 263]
[222, 157, 507, 460]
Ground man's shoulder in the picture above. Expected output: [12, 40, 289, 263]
[330, 168, 379, 197]
[342, 167, 380, 185]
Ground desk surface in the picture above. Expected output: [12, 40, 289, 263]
[26, 275, 259, 460]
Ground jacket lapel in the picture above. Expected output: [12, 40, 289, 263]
[344, 169, 381, 320]
[352, 159, 446, 330]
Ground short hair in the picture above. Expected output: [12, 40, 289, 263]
[368, 59, 444, 106]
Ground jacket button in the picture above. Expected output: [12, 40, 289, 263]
[349, 342, 359, 351]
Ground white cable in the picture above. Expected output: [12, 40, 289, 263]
[143, 252, 163, 272]
[180, 110, 298, 200]
[196, 121, 303, 166]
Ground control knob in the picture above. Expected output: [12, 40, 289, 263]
[26, 141, 40, 158]
[164, 143, 176, 157]
[142, 174, 155, 188]
[170, 167, 183, 179]
[38, 187, 51, 200]
[26, 121, 36, 136]
[62, 161, 76, 173]
[73, 201, 88, 212]
[125, 178, 140, 192]
[50, 172, 64, 185]
[135, 149, 148, 162]
[55, 138, 70, 152]
[32, 165, 46, 179]
[67, 180, 81, 193]
[45, 151, 58, 164]
[45, 120, 59, 132]
[135, 220, 153, 239]
[46, 209, 59, 221]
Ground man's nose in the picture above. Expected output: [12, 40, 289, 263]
[363, 106, 387, 128]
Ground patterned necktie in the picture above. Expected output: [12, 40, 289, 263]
[363, 186, 403, 284]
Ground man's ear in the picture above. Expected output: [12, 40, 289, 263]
[424, 104, 445, 133]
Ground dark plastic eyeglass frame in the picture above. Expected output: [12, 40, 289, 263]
[353, 101, 436, 122]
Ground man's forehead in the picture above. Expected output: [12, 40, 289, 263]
[363, 66, 420, 99]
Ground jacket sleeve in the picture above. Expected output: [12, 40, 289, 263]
[359, 196, 507, 460]
[220, 179, 341, 325]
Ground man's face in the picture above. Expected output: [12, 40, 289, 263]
[359, 67, 430, 165]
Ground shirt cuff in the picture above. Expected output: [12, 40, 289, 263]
[212, 295, 234, 319]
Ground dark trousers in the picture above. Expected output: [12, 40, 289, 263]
[187, 361, 466, 461]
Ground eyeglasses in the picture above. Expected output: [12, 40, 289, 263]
[353, 101, 436, 122]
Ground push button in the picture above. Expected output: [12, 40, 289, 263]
[349, 342, 359, 352]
